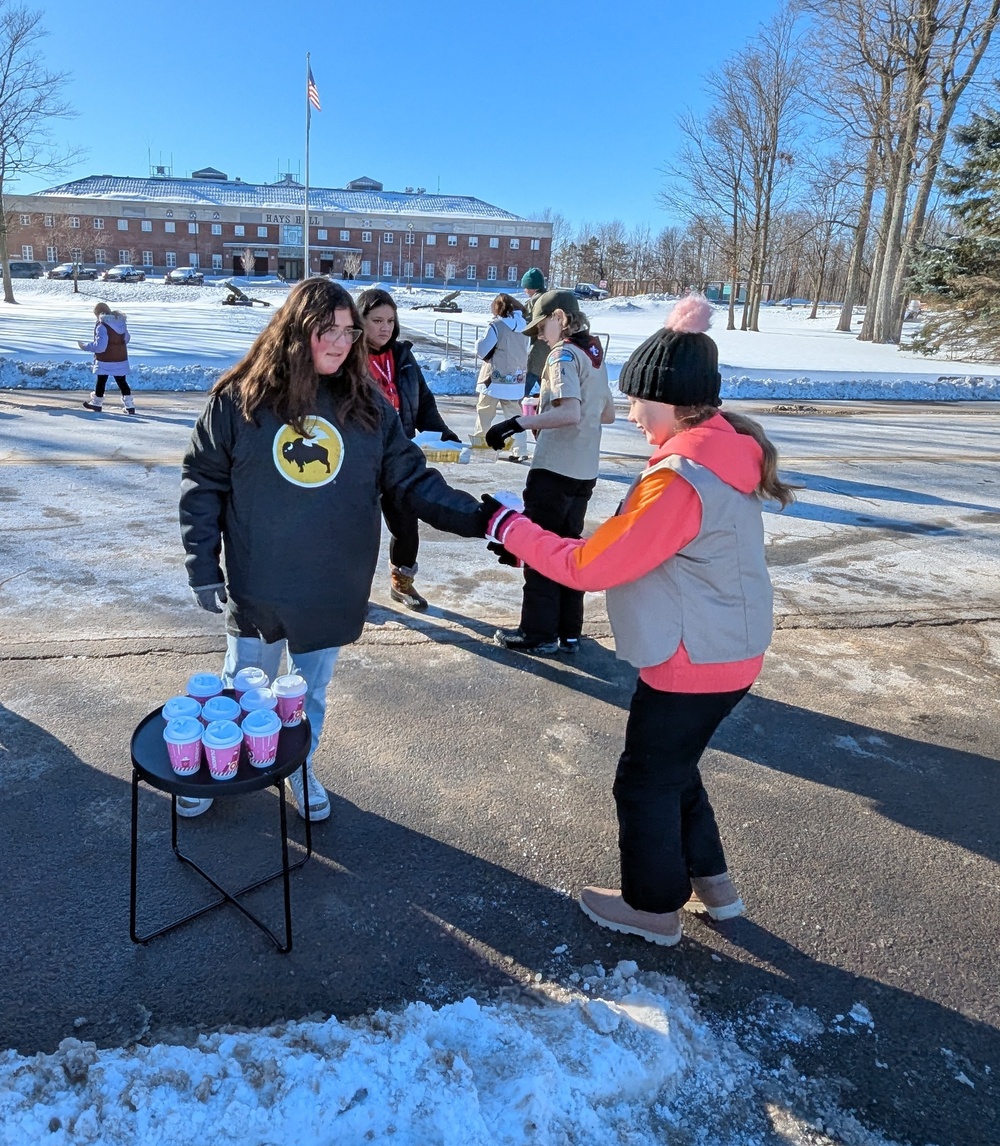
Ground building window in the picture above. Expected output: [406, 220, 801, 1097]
[425, 261, 435, 277]
[44, 214, 54, 227]
[211, 223, 222, 235]
[447, 235, 457, 246]
[487, 265, 497, 281]
[383, 232, 393, 243]
[21, 245, 32, 259]
[468, 236, 478, 247]
[142, 251, 153, 266]
[188, 222, 199, 234]
[165, 221, 175, 233]
[117, 219, 128, 231]
[46, 245, 57, 262]
[467, 265, 477, 280]
[362, 230, 372, 242]
[141, 220, 152, 232]
[446, 263, 456, 280]
[282, 225, 303, 246]
[19, 214, 30, 225]
[530, 239, 541, 251]
[426, 234, 436, 246]
[93, 218, 105, 230]
[212, 253, 223, 270]
[317, 228, 328, 240]
[189, 253, 200, 267]
[510, 238, 520, 249]
[507, 266, 518, 282]
[404, 231, 414, 245]
[69, 217, 80, 228]
[70, 247, 82, 262]
[257, 226, 268, 238]
[361, 259, 371, 276]
[119, 249, 131, 263]
[95, 249, 106, 264]
[382, 260, 393, 275]
[339, 230, 350, 241]
[403, 261, 414, 277]
[234, 224, 245, 237]
[489, 237, 499, 248]
[165, 251, 176, 267]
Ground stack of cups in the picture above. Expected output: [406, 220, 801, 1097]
[186, 673, 224, 705]
[272, 675, 308, 727]
[162, 695, 202, 724]
[200, 694, 242, 726]
[239, 687, 278, 722]
[242, 708, 282, 768]
[163, 716, 204, 776]
[232, 667, 269, 701]
[202, 719, 243, 781]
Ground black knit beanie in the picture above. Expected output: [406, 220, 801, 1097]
[619, 296, 721, 407]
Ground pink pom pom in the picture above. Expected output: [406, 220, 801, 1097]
[664, 295, 712, 334]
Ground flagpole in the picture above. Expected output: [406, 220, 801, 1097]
[304, 52, 311, 280]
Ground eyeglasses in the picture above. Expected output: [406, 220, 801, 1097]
[318, 326, 363, 344]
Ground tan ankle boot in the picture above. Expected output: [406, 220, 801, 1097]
[684, 872, 745, 920]
[578, 886, 682, 946]
[389, 566, 428, 611]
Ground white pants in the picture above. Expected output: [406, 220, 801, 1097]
[474, 391, 528, 457]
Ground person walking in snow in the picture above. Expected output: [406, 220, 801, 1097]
[472, 293, 530, 463]
[486, 289, 616, 655]
[179, 279, 486, 821]
[78, 302, 136, 414]
[481, 297, 795, 946]
[520, 268, 548, 397]
[356, 287, 462, 611]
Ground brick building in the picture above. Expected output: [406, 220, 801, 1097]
[6, 167, 552, 287]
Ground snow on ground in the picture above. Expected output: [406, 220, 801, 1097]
[0, 962, 896, 1146]
[2, 279, 998, 400]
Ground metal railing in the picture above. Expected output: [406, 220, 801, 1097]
[431, 319, 612, 371]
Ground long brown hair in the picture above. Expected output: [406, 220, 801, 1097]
[355, 287, 399, 348]
[491, 293, 524, 318]
[214, 279, 379, 434]
[674, 405, 797, 508]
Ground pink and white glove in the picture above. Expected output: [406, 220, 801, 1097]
[481, 492, 525, 546]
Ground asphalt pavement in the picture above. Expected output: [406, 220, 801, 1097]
[1, 391, 998, 1146]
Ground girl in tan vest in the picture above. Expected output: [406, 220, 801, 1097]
[78, 302, 136, 414]
[473, 294, 529, 462]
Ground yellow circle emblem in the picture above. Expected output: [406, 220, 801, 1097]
[272, 417, 344, 487]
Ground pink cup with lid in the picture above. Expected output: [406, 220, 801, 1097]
[239, 687, 278, 720]
[202, 719, 243, 781]
[242, 708, 282, 769]
[162, 695, 202, 724]
[272, 674, 308, 727]
[232, 666, 269, 701]
[200, 694, 242, 727]
[163, 717, 204, 776]
[186, 672, 224, 704]
[521, 396, 538, 419]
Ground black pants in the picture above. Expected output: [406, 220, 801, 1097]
[614, 680, 750, 913]
[520, 467, 597, 642]
[380, 493, 420, 570]
[94, 374, 132, 398]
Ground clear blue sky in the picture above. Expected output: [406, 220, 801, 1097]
[23, 0, 779, 230]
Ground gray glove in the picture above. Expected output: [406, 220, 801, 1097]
[191, 584, 228, 613]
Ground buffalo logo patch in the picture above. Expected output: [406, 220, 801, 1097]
[272, 417, 344, 487]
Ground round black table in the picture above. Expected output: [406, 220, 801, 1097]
[129, 700, 311, 952]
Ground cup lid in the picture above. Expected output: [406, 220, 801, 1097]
[272, 674, 307, 697]
[187, 672, 224, 696]
[240, 687, 277, 712]
[242, 708, 282, 736]
[202, 719, 244, 749]
[163, 695, 202, 720]
[202, 695, 241, 720]
[163, 716, 203, 743]
[233, 667, 269, 688]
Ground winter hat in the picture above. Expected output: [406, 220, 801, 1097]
[618, 296, 721, 407]
[520, 267, 546, 291]
[521, 288, 581, 335]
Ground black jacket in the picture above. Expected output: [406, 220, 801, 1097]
[391, 341, 457, 441]
[179, 380, 482, 652]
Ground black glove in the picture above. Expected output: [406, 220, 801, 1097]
[192, 584, 228, 613]
[440, 428, 462, 444]
[485, 416, 523, 452]
[488, 541, 522, 567]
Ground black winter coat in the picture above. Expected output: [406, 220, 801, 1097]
[179, 379, 482, 652]
[390, 341, 458, 441]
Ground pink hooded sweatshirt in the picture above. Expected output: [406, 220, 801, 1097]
[501, 412, 770, 693]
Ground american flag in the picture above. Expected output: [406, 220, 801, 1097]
[307, 67, 321, 112]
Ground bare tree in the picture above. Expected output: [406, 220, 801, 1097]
[241, 245, 255, 279]
[0, 3, 81, 303]
[342, 251, 361, 280]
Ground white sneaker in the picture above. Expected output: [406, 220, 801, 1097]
[176, 796, 214, 818]
[286, 765, 330, 821]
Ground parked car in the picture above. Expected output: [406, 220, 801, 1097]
[102, 264, 145, 282]
[573, 282, 609, 300]
[47, 263, 99, 280]
[164, 267, 205, 286]
[8, 260, 45, 279]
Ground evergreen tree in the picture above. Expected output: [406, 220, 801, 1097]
[909, 88, 1000, 360]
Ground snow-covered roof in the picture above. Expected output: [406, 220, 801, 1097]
[35, 175, 525, 221]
